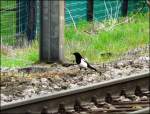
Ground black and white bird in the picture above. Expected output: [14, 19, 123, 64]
[73, 52, 97, 71]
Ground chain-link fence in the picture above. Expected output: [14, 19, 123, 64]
[0, 0, 148, 47]
[1, 0, 40, 47]
[1, 1, 17, 46]
[65, 0, 148, 22]
[65, 0, 88, 23]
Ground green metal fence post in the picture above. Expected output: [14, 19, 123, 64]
[16, 0, 28, 36]
[87, 0, 94, 21]
[122, 0, 128, 16]
[16, 0, 19, 36]
[27, 0, 36, 41]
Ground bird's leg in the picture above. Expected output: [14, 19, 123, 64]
[79, 67, 82, 71]
[99, 71, 102, 76]
[85, 68, 88, 71]
[79, 67, 86, 72]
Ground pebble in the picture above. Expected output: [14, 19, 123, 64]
[53, 85, 60, 89]
[41, 78, 48, 84]
[39, 91, 48, 95]
[70, 84, 78, 88]
[41, 85, 48, 88]
[1, 94, 7, 100]
[31, 78, 40, 85]
[138, 56, 149, 62]
[22, 88, 36, 97]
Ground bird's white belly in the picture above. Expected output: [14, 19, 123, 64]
[79, 59, 88, 68]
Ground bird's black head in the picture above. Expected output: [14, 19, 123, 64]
[73, 52, 82, 58]
[73, 52, 82, 64]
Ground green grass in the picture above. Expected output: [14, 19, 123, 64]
[65, 13, 149, 63]
[1, 13, 149, 67]
[1, 41, 39, 67]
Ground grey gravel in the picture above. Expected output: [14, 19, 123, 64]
[1, 45, 149, 104]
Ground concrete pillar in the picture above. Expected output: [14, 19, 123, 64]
[40, 0, 64, 63]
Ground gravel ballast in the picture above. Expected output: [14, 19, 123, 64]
[1, 46, 149, 104]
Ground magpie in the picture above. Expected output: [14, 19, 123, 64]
[73, 52, 97, 71]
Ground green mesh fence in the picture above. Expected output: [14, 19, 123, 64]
[0, 0, 37, 46]
[128, 0, 148, 13]
[65, 0, 88, 23]
[0, 0, 148, 46]
[1, 1, 17, 45]
[93, 0, 122, 21]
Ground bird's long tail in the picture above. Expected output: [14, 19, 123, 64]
[88, 64, 102, 75]
[87, 64, 97, 71]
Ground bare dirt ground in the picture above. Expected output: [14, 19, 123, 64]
[1, 45, 149, 104]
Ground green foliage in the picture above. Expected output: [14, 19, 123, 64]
[1, 41, 39, 67]
[1, 13, 149, 67]
[65, 13, 149, 63]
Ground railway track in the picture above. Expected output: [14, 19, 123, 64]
[1, 72, 150, 114]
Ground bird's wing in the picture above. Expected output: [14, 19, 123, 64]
[81, 58, 98, 72]
[80, 58, 88, 68]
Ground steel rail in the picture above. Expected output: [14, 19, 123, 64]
[0, 72, 149, 114]
[127, 107, 150, 114]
